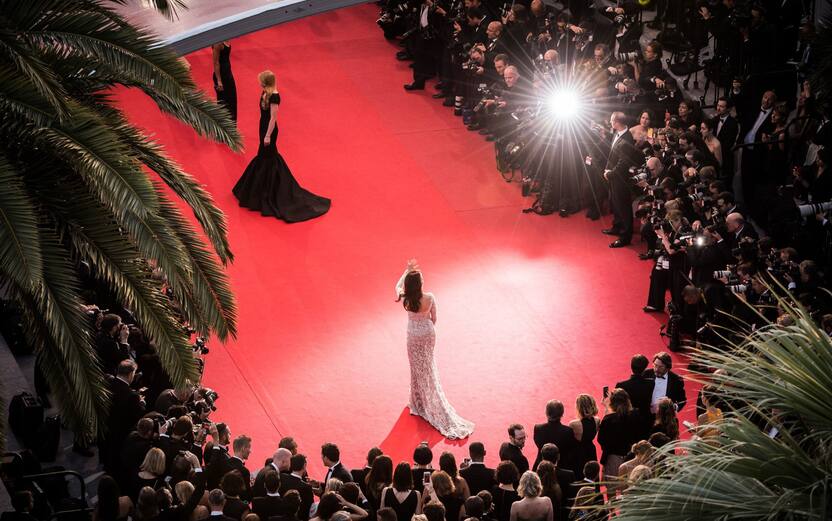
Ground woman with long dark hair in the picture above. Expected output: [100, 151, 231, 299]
[395, 259, 474, 439]
[94, 475, 132, 521]
[365, 455, 394, 513]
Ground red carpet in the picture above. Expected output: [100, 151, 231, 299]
[120, 3, 697, 475]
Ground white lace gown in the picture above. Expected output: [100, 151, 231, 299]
[397, 271, 474, 439]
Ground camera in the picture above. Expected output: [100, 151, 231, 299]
[461, 59, 480, 72]
[616, 50, 641, 63]
[797, 201, 832, 218]
[195, 387, 219, 411]
[193, 336, 209, 355]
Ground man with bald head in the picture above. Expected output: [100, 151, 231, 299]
[714, 212, 758, 263]
[252, 447, 293, 497]
[603, 111, 642, 247]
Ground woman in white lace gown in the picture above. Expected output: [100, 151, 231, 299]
[396, 259, 474, 439]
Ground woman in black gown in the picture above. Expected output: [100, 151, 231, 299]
[233, 70, 331, 222]
[212, 41, 237, 121]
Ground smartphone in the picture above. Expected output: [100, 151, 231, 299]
[423, 471, 431, 485]
[682, 420, 695, 430]
[463, 457, 471, 464]
[602, 386, 609, 399]
[647, 128, 654, 139]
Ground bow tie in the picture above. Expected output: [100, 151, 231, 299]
[656, 375, 666, 379]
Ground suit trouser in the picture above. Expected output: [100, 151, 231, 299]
[609, 176, 633, 241]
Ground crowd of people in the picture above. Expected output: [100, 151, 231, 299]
[378, 0, 831, 351]
[10, 338, 714, 521]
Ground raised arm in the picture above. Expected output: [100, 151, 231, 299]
[396, 269, 408, 298]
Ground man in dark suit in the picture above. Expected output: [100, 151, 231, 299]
[738, 90, 776, 218]
[207, 489, 237, 521]
[228, 435, 253, 501]
[156, 416, 205, 474]
[602, 111, 642, 247]
[532, 401, 578, 472]
[118, 417, 155, 489]
[459, 442, 495, 494]
[714, 212, 759, 265]
[643, 351, 686, 413]
[321, 443, 352, 485]
[252, 470, 284, 520]
[253, 448, 293, 498]
[615, 354, 654, 436]
[714, 97, 739, 180]
[205, 423, 232, 489]
[537, 444, 576, 521]
[351, 446, 382, 496]
[103, 359, 145, 473]
[498, 423, 529, 475]
[280, 454, 315, 521]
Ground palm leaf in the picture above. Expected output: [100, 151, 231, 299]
[156, 192, 237, 341]
[106, 0, 188, 21]
[0, 153, 43, 289]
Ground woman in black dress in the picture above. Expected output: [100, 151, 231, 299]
[380, 462, 421, 521]
[212, 41, 237, 120]
[233, 70, 331, 222]
[568, 394, 600, 479]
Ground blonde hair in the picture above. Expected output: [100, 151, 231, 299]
[140, 447, 166, 476]
[516, 471, 542, 498]
[628, 465, 653, 483]
[575, 394, 598, 418]
[175, 480, 194, 504]
[430, 471, 455, 497]
[258, 70, 277, 96]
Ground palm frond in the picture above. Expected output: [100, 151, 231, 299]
[0, 154, 43, 289]
[8, 232, 109, 441]
[0, 28, 69, 118]
[156, 191, 237, 341]
[105, 0, 188, 21]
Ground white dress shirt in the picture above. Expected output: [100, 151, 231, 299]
[744, 108, 771, 144]
[651, 374, 668, 412]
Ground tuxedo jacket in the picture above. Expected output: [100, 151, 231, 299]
[459, 463, 496, 495]
[532, 420, 578, 471]
[205, 445, 232, 489]
[498, 442, 529, 475]
[107, 377, 145, 445]
[643, 369, 686, 411]
[228, 456, 253, 500]
[739, 108, 774, 147]
[615, 374, 654, 428]
[324, 462, 353, 484]
[351, 466, 372, 497]
[555, 467, 577, 520]
[279, 473, 314, 521]
[604, 130, 639, 181]
[716, 115, 739, 149]
[252, 464, 283, 499]
[252, 496, 284, 520]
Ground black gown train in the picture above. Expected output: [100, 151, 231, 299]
[212, 43, 237, 121]
[232, 93, 331, 222]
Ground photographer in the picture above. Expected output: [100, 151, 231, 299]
[645, 210, 691, 312]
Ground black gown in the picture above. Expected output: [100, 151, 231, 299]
[233, 93, 331, 222]
[213, 43, 237, 121]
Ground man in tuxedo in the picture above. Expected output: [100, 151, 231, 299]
[602, 111, 642, 247]
[95, 314, 130, 376]
[714, 97, 739, 180]
[739, 90, 776, 217]
[157, 416, 205, 474]
[103, 359, 145, 473]
[532, 400, 578, 472]
[229, 435, 253, 501]
[253, 448, 292, 498]
[205, 423, 232, 489]
[207, 489, 237, 521]
[498, 424, 529, 474]
[321, 443, 352, 485]
[644, 351, 686, 412]
[118, 417, 155, 489]
[351, 447, 382, 496]
[280, 454, 315, 521]
[615, 354, 654, 436]
[252, 470, 284, 520]
[459, 442, 495, 494]
[537, 444, 576, 521]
